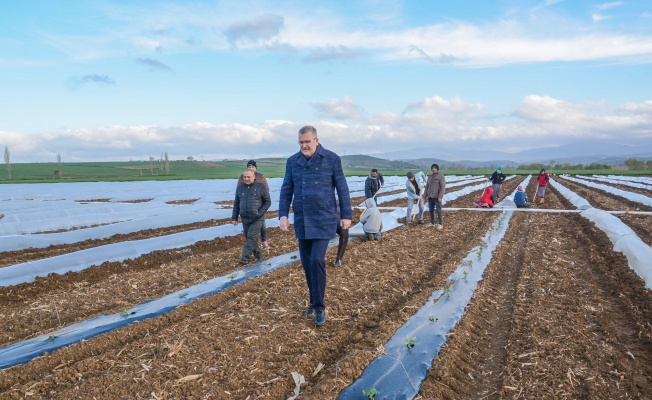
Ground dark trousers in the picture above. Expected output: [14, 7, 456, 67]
[298, 238, 330, 312]
[428, 197, 443, 225]
[260, 220, 267, 242]
[335, 225, 349, 262]
[241, 219, 263, 262]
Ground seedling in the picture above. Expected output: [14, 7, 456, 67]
[463, 271, 468, 280]
[179, 292, 188, 299]
[291, 255, 298, 259]
[444, 287, 452, 297]
[228, 273, 236, 279]
[477, 247, 483, 259]
[120, 309, 129, 317]
[362, 388, 378, 399]
[47, 335, 57, 341]
[405, 338, 415, 349]
[429, 315, 438, 322]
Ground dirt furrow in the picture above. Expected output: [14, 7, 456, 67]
[555, 176, 652, 212]
[0, 211, 497, 399]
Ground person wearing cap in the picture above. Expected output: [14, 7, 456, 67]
[232, 169, 271, 265]
[514, 185, 531, 208]
[423, 163, 446, 229]
[279, 125, 352, 326]
[238, 160, 271, 249]
[536, 168, 550, 204]
[405, 171, 424, 224]
[489, 166, 506, 203]
[365, 169, 384, 205]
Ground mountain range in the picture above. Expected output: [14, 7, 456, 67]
[374, 138, 652, 167]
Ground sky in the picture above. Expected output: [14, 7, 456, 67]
[1, 0, 652, 163]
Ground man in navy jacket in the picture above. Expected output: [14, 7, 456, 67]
[279, 125, 352, 326]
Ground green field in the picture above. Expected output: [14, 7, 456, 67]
[0, 156, 649, 183]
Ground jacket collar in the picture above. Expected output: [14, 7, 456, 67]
[294, 143, 325, 167]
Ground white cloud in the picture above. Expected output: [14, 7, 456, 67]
[311, 97, 366, 120]
[595, 2, 623, 11]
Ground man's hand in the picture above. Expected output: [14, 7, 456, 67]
[438, 198, 443, 203]
[340, 218, 352, 230]
[232, 220, 238, 226]
[279, 216, 290, 231]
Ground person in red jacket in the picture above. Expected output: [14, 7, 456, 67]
[536, 168, 550, 204]
[475, 186, 494, 208]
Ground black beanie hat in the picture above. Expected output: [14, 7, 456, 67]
[247, 160, 257, 168]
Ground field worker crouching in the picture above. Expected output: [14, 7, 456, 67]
[361, 198, 383, 241]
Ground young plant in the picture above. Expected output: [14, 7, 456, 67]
[405, 338, 416, 349]
[179, 292, 188, 299]
[362, 388, 378, 399]
[47, 335, 57, 341]
[429, 315, 438, 322]
[228, 273, 237, 279]
[120, 309, 129, 317]
[444, 287, 452, 297]
[463, 271, 469, 280]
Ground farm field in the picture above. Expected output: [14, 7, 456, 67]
[1, 175, 651, 399]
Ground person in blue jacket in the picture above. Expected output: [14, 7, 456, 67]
[514, 185, 531, 208]
[279, 125, 352, 326]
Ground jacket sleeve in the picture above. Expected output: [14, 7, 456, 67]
[232, 189, 240, 221]
[257, 173, 270, 190]
[379, 174, 384, 186]
[334, 157, 353, 220]
[423, 176, 430, 196]
[439, 175, 446, 198]
[278, 158, 294, 219]
[259, 185, 271, 216]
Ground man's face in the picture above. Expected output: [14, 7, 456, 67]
[371, 171, 378, 178]
[298, 133, 318, 157]
[409, 177, 415, 181]
[243, 171, 255, 184]
[432, 167, 439, 174]
[247, 165, 256, 171]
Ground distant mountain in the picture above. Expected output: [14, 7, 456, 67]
[375, 138, 652, 167]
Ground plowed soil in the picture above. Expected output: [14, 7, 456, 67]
[1, 176, 651, 400]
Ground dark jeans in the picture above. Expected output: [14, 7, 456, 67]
[335, 225, 349, 262]
[298, 238, 330, 312]
[428, 197, 443, 225]
[241, 219, 263, 262]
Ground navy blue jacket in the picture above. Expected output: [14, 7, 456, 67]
[232, 181, 271, 223]
[514, 190, 527, 206]
[279, 144, 352, 240]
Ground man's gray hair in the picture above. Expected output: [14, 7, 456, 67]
[298, 125, 317, 137]
[243, 169, 255, 177]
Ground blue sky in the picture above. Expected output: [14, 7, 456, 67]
[1, 0, 651, 162]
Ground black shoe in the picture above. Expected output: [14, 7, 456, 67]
[333, 260, 342, 267]
[254, 255, 262, 262]
[418, 220, 424, 224]
[303, 307, 315, 318]
[314, 310, 326, 326]
[239, 259, 249, 265]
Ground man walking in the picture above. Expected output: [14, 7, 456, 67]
[423, 163, 446, 229]
[365, 169, 384, 205]
[232, 170, 271, 265]
[279, 125, 352, 326]
[237, 160, 271, 249]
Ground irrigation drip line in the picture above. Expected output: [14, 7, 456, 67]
[337, 177, 530, 399]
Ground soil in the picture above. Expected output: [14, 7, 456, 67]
[1, 176, 651, 399]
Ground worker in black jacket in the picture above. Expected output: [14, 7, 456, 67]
[488, 166, 506, 203]
[232, 170, 271, 265]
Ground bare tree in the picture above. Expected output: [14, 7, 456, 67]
[164, 152, 169, 174]
[4, 146, 10, 180]
[149, 156, 154, 175]
[57, 153, 62, 179]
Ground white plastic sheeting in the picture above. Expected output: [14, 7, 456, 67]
[549, 177, 592, 210]
[561, 175, 652, 207]
[599, 175, 652, 185]
[551, 178, 652, 289]
[580, 175, 652, 191]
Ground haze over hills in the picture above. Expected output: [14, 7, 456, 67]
[374, 138, 652, 167]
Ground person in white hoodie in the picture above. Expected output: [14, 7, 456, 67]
[361, 198, 383, 241]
